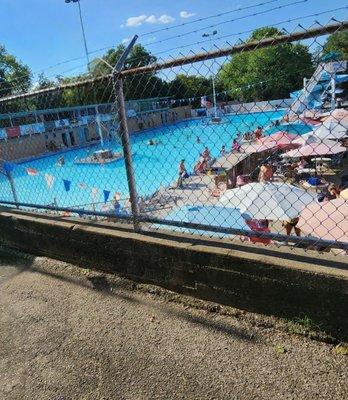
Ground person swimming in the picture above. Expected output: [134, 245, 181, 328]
[196, 136, 201, 144]
[147, 139, 160, 146]
[56, 156, 65, 167]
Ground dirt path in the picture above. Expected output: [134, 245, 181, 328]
[0, 250, 347, 400]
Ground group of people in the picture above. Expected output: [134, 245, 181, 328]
[177, 146, 215, 188]
[193, 146, 213, 175]
[241, 126, 264, 142]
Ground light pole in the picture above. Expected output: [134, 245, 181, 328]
[65, 0, 90, 72]
[202, 30, 218, 119]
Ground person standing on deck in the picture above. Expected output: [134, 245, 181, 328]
[177, 159, 189, 188]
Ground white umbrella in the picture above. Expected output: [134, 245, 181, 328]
[313, 120, 347, 140]
[219, 182, 317, 221]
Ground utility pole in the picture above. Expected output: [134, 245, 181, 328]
[65, 0, 90, 72]
[202, 30, 218, 118]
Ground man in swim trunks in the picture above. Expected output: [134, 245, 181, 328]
[177, 159, 188, 188]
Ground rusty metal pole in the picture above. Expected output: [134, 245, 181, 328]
[5, 170, 18, 207]
[115, 78, 140, 231]
[112, 35, 141, 231]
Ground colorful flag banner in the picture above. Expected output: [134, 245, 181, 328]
[63, 179, 71, 192]
[44, 174, 54, 189]
[103, 190, 110, 203]
[6, 126, 20, 138]
[26, 167, 38, 176]
[2, 161, 15, 173]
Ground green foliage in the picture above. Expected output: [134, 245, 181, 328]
[90, 44, 157, 77]
[88, 44, 161, 101]
[218, 27, 314, 102]
[0, 45, 31, 97]
[168, 74, 213, 102]
[323, 31, 348, 60]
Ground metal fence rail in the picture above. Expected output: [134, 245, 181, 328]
[0, 19, 347, 254]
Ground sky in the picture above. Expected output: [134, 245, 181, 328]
[0, 0, 347, 81]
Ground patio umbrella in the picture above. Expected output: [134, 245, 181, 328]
[292, 132, 320, 146]
[298, 198, 348, 243]
[323, 108, 348, 124]
[262, 131, 299, 146]
[281, 140, 346, 158]
[242, 131, 299, 154]
[219, 182, 316, 221]
[313, 120, 347, 140]
[340, 188, 348, 200]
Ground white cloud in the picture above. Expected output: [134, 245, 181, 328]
[121, 14, 174, 28]
[122, 38, 131, 44]
[146, 36, 157, 44]
[122, 14, 147, 28]
[180, 11, 196, 19]
[146, 14, 175, 24]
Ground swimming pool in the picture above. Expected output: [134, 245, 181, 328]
[0, 110, 285, 209]
[159, 205, 251, 238]
[264, 121, 313, 136]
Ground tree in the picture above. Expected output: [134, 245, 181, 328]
[30, 73, 69, 110]
[218, 27, 314, 102]
[322, 31, 348, 60]
[90, 44, 156, 76]
[88, 44, 163, 101]
[0, 45, 31, 97]
[0, 45, 31, 113]
[169, 74, 212, 99]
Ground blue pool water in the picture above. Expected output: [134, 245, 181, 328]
[160, 205, 251, 238]
[264, 122, 313, 135]
[0, 110, 300, 209]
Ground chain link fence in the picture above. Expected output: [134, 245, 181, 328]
[0, 20, 347, 255]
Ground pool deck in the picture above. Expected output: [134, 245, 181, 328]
[143, 153, 347, 246]
[142, 173, 220, 219]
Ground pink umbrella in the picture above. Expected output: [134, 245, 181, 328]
[261, 131, 299, 148]
[282, 140, 346, 158]
[242, 131, 299, 154]
[323, 108, 348, 125]
[298, 198, 348, 243]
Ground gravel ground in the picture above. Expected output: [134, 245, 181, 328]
[0, 251, 347, 400]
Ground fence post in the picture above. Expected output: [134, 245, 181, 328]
[5, 170, 19, 208]
[114, 77, 141, 231]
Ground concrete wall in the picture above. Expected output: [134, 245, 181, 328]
[1, 106, 192, 161]
[0, 127, 90, 161]
[0, 208, 347, 341]
[127, 106, 192, 134]
[225, 98, 293, 114]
